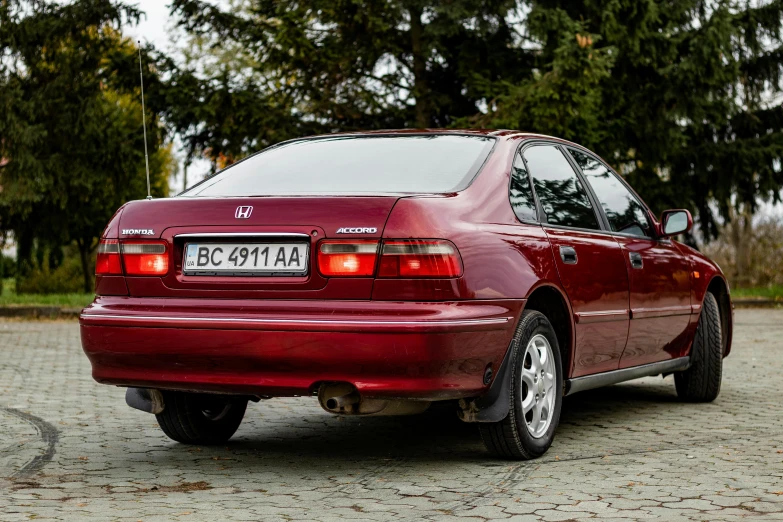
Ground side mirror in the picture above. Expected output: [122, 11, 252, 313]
[660, 209, 692, 237]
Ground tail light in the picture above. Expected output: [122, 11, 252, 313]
[96, 240, 122, 275]
[318, 241, 378, 277]
[316, 239, 463, 278]
[121, 241, 169, 276]
[378, 240, 462, 278]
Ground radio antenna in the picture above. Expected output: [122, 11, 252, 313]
[138, 41, 152, 200]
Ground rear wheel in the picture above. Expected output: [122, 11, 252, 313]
[675, 291, 723, 402]
[155, 391, 247, 445]
[479, 310, 563, 460]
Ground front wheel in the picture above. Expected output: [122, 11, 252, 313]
[155, 391, 248, 445]
[675, 291, 723, 402]
[479, 310, 563, 460]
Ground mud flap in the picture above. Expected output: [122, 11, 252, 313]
[458, 341, 513, 423]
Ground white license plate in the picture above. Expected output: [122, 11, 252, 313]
[183, 243, 309, 275]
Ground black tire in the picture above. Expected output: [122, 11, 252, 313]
[675, 291, 723, 402]
[155, 391, 248, 445]
[479, 310, 563, 460]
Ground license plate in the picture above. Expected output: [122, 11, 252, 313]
[183, 243, 309, 275]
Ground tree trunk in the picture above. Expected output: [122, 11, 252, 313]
[15, 232, 34, 291]
[76, 238, 93, 294]
[409, 7, 431, 128]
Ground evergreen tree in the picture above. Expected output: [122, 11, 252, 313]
[478, 1, 783, 236]
[0, 0, 174, 292]
[168, 0, 783, 236]
[166, 0, 533, 163]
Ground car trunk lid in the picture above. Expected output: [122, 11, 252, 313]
[116, 196, 399, 299]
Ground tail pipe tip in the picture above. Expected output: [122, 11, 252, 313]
[325, 393, 360, 412]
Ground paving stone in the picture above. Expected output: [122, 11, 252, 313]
[1, 309, 782, 521]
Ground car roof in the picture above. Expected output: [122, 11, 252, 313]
[301, 128, 542, 139]
[300, 128, 590, 147]
[300, 128, 601, 156]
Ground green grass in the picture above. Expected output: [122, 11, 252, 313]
[730, 285, 783, 301]
[0, 278, 94, 308]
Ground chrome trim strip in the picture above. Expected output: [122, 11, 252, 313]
[80, 314, 512, 327]
[631, 306, 693, 320]
[565, 356, 690, 396]
[174, 233, 310, 238]
[574, 309, 629, 324]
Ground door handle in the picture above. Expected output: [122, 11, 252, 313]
[559, 246, 578, 264]
[629, 252, 643, 269]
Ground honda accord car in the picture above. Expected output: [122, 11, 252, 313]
[80, 130, 732, 459]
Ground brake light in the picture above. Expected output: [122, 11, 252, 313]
[96, 240, 122, 275]
[378, 240, 463, 278]
[121, 241, 169, 276]
[318, 241, 379, 277]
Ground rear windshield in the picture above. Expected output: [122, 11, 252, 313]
[181, 135, 496, 197]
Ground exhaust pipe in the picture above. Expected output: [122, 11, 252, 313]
[325, 392, 360, 412]
[125, 387, 165, 414]
[318, 382, 430, 416]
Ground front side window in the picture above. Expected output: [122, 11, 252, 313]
[509, 152, 537, 221]
[523, 145, 600, 230]
[569, 149, 652, 238]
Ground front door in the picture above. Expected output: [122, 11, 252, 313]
[567, 148, 692, 368]
[615, 236, 693, 367]
[522, 144, 630, 378]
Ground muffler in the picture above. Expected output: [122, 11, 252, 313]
[318, 383, 430, 416]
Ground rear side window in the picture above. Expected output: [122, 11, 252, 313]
[523, 145, 600, 230]
[569, 149, 653, 238]
[182, 135, 496, 196]
[509, 152, 537, 221]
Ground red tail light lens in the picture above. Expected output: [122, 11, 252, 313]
[378, 240, 463, 278]
[96, 240, 122, 275]
[121, 241, 169, 276]
[318, 241, 379, 277]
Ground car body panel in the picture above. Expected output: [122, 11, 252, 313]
[543, 226, 630, 377]
[615, 236, 694, 367]
[678, 242, 734, 356]
[80, 296, 523, 399]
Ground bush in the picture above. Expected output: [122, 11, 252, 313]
[702, 216, 783, 289]
[16, 250, 87, 294]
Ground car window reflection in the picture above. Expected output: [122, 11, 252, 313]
[524, 146, 600, 230]
[570, 149, 652, 238]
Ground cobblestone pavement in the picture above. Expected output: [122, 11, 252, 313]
[1, 310, 782, 521]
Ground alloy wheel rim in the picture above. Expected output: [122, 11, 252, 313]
[519, 334, 556, 438]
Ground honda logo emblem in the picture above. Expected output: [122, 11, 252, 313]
[235, 206, 253, 219]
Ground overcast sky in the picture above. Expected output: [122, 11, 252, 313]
[127, 1, 183, 52]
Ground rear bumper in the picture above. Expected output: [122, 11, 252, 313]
[80, 297, 523, 400]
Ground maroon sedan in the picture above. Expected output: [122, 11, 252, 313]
[81, 130, 732, 460]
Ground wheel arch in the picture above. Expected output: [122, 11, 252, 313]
[523, 283, 574, 378]
[706, 275, 733, 357]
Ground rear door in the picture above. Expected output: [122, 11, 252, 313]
[522, 143, 630, 378]
[567, 148, 692, 368]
